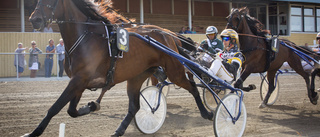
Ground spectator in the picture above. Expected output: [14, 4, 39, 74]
[178, 27, 186, 34]
[185, 27, 192, 34]
[29, 41, 42, 78]
[198, 26, 223, 54]
[43, 24, 53, 33]
[14, 43, 28, 78]
[45, 39, 55, 78]
[191, 27, 196, 34]
[312, 32, 320, 53]
[56, 39, 65, 77]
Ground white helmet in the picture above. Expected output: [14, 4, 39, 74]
[317, 32, 320, 39]
[206, 26, 218, 35]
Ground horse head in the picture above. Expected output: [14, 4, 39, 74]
[226, 7, 251, 33]
[29, 0, 118, 31]
[29, 0, 65, 31]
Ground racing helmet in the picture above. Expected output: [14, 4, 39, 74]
[220, 29, 240, 48]
[206, 26, 218, 35]
[317, 32, 320, 40]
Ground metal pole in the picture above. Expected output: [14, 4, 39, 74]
[56, 53, 59, 79]
[16, 54, 19, 80]
[188, 0, 192, 30]
[140, 0, 144, 23]
[21, 0, 25, 32]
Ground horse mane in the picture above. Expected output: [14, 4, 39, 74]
[72, 0, 134, 24]
[238, 7, 268, 37]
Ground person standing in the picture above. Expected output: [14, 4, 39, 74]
[56, 39, 65, 77]
[199, 26, 224, 54]
[29, 41, 42, 78]
[45, 39, 55, 78]
[14, 43, 27, 78]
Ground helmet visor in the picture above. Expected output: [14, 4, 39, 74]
[222, 37, 230, 41]
[207, 33, 216, 37]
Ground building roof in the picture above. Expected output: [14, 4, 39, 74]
[271, 0, 320, 4]
[202, 0, 320, 4]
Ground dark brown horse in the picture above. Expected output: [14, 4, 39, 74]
[296, 46, 320, 99]
[226, 7, 318, 108]
[25, 0, 213, 136]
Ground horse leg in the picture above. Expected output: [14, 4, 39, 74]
[311, 68, 320, 92]
[77, 85, 115, 116]
[113, 68, 156, 136]
[234, 69, 255, 91]
[259, 71, 276, 108]
[290, 59, 318, 105]
[167, 66, 213, 120]
[310, 68, 320, 104]
[26, 77, 85, 137]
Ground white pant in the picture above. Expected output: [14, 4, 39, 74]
[281, 61, 313, 72]
[208, 60, 234, 83]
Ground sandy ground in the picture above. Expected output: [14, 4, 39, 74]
[1, 73, 320, 137]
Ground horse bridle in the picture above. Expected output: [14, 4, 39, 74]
[226, 10, 244, 31]
[35, 0, 60, 24]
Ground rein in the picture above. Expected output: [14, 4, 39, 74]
[237, 33, 268, 53]
[238, 33, 265, 39]
[36, 0, 59, 25]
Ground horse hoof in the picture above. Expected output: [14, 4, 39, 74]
[311, 94, 319, 105]
[208, 112, 214, 121]
[258, 102, 266, 109]
[88, 101, 100, 111]
[249, 84, 256, 90]
[111, 132, 122, 137]
[93, 101, 100, 111]
[20, 133, 30, 137]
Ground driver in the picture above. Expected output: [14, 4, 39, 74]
[312, 32, 320, 54]
[208, 29, 245, 83]
[198, 26, 223, 54]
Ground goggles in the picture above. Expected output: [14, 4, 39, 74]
[222, 37, 230, 41]
[317, 37, 320, 40]
[207, 33, 216, 37]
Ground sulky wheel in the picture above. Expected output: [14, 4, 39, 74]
[134, 86, 167, 134]
[146, 77, 170, 97]
[214, 94, 247, 137]
[260, 75, 280, 105]
[203, 87, 227, 111]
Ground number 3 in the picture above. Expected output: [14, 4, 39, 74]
[119, 29, 127, 45]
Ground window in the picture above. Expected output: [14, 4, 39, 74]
[290, 6, 302, 31]
[269, 3, 289, 35]
[304, 7, 315, 32]
[290, 6, 318, 32]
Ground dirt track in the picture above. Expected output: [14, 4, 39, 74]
[1, 73, 320, 137]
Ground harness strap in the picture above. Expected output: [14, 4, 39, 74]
[68, 31, 88, 55]
[105, 35, 119, 87]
